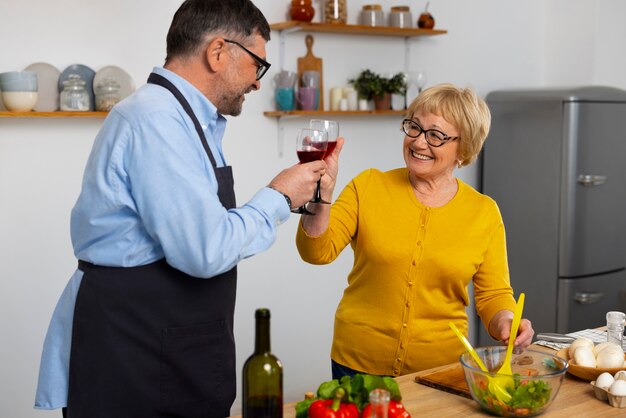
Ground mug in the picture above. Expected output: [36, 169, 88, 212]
[275, 87, 295, 111]
[301, 71, 320, 88]
[273, 70, 297, 88]
[297, 87, 318, 110]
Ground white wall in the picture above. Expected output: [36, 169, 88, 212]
[1, 1, 624, 417]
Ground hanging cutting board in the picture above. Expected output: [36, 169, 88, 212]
[413, 362, 471, 399]
[297, 34, 324, 110]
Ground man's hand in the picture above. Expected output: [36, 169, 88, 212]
[269, 160, 326, 208]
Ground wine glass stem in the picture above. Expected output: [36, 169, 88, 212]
[315, 179, 322, 201]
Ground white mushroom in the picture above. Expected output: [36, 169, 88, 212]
[568, 337, 594, 358]
[573, 346, 596, 368]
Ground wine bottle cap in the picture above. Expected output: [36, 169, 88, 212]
[255, 308, 271, 318]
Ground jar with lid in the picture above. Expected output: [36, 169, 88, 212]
[389, 6, 412, 28]
[290, 0, 315, 22]
[325, 0, 347, 24]
[95, 78, 121, 112]
[60, 74, 90, 111]
[360, 4, 384, 27]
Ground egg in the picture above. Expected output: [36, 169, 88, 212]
[573, 346, 596, 367]
[597, 347, 625, 369]
[615, 370, 626, 381]
[593, 342, 621, 357]
[595, 372, 615, 389]
[608, 379, 626, 396]
[568, 337, 594, 358]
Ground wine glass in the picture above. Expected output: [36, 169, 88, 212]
[292, 128, 328, 215]
[308, 119, 339, 204]
[415, 72, 427, 93]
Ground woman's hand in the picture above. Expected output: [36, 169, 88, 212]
[489, 310, 535, 351]
[319, 137, 345, 202]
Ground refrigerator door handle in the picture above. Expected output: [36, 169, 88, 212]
[574, 291, 604, 304]
[577, 174, 607, 186]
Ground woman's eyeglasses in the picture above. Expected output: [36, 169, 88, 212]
[401, 119, 459, 147]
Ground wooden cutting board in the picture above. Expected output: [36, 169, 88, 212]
[414, 362, 472, 399]
[297, 34, 323, 110]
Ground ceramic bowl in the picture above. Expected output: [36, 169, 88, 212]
[1, 91, 38, 111]
[460, 347, 567, 417]
[0, 71, 38, 92]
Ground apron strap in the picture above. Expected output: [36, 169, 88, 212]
[147, 72, 218, 168]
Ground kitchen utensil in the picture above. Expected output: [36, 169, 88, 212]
[297, 35, 323, 110]
[489, 292, 526, 402]
[536, 333, 576, 344]
[24, 62, 60, 111]
[450, 321, 521, 403]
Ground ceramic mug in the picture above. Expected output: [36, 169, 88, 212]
[275, 87, 295, 111]
[297, 87, 318, 110]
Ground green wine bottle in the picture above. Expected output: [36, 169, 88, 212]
[242, 308, 283, 418]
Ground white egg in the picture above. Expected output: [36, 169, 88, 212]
[615, 370, 626, 381]
[596, 372, 615, 389]
[596, 347, 625, 369]
[608, 379, 626, 396]
[593, 342, 622, 357]
[569, 337, 594, 358]
[573, 346, 596, 367]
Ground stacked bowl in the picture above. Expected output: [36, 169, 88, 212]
[0, 71, 38, 111]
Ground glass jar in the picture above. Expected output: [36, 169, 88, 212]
[290, 0, 315, 22]
[60, 74, 90, 111]
[325, 0, 347, 24]
[360, 4, 384, 27]
[95, 78, 121, 112]
[389, 6, 412, 28]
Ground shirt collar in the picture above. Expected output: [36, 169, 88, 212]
[151, 67, 227, 164]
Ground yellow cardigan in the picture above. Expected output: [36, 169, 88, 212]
[296, 168, 516, 375]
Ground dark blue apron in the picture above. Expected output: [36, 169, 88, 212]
[66, 73, 237, 418]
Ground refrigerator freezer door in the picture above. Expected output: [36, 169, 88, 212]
[559, 102, 626, 277]
[557, 269, 626, 333]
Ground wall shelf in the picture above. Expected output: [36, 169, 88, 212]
[264, 109, 405, 117]
[0, 111, 108, 118]
[269, 22, 447, 37]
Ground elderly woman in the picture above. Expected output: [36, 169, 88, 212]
[296, 83, 534, 379]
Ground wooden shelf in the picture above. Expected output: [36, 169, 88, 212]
[270, 21, 447, 37]
[264, 109, 405, 117]
[0, 111, 108, 118]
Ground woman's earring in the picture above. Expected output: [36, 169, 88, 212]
[457, 160, 463, 169]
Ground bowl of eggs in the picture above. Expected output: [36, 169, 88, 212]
[556, 338, 626, 381]
[591, 370, 626, 408]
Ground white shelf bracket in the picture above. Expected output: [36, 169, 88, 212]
[404, 37, 411, 73]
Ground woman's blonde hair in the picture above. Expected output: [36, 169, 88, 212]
[405, 83, 491, 166]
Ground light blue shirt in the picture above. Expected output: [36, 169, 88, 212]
[34, 67, 290, 409]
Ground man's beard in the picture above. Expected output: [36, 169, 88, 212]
[218, 87, 248, 116]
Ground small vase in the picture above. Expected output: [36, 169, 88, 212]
[290, 0, 315, 22]
[374, 92, 391, 110]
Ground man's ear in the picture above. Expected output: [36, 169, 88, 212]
[205, 37, 228, 74]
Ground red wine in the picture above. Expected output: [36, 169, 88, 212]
[297, 149, 325, 163]
[324, 141, 337, 157]
[243, 395, 283, 418]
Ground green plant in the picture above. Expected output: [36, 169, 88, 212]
[349, 69, 385, 100]
[387, 72, 407, 95]
[349, 70, 407, 100]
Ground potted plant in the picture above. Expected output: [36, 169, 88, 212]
[349, 69, 385, 102]
[387, 72, 407, 110]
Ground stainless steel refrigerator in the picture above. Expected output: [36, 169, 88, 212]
[478, 86, 626, 344]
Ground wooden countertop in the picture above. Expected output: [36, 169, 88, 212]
[236, 345, 623, 417]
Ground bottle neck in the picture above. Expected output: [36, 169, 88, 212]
[255, 315, 271, 354]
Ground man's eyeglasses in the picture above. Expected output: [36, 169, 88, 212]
[224, 39, 271, 80]
[401, 119, 459, 147]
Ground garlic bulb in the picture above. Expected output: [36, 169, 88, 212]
[597, 347, 625, 369]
